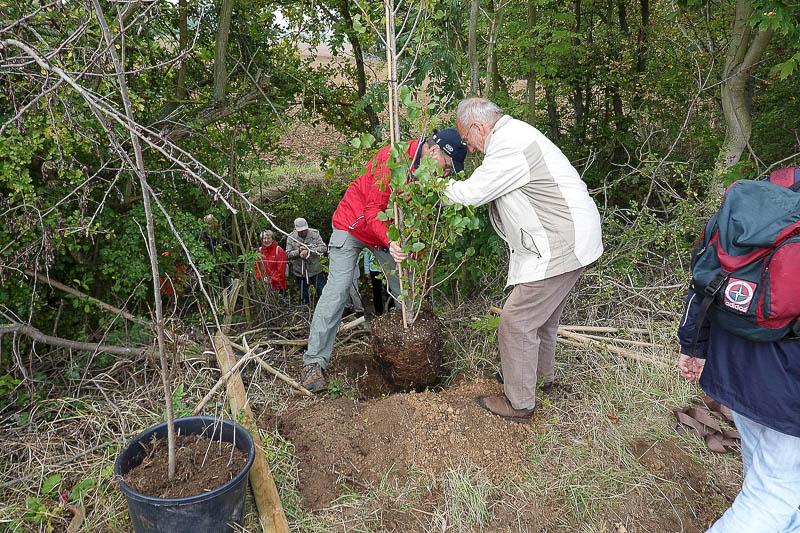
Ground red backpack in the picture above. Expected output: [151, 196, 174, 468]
[688, 167, 800, 352]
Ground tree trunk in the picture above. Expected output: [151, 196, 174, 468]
[571, 0, 585, 139]
[545, 83, 560, 140]
[483, 0, 505, 98]
[340, 0, 379, 133]
[716, 0, 773, 190]
[468, 0, 480, 95]
[525, 0, 537, 123]
[176, 0, 187, 100]
[633, 0, 649, 110]
[213, 0, 234, 103]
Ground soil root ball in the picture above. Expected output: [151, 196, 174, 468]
[371, 309, 444, 390]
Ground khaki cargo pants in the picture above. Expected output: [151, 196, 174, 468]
[499, 267, 584, 409]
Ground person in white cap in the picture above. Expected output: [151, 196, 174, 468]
[285, 217, 327, 305]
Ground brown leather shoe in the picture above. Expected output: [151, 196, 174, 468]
[476, 395, 535, 423]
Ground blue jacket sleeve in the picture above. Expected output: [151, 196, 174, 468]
[677, 286, 709, 358]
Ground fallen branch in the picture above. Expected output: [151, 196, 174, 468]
[253, 355, 313, 397]
[268, 316, 367, 348]
[559, 324, 651, 335]
[23, 269, 150, 326]
[0, 323, 146, 357]
[191, 349, 258, 416]
[556, 329, 670, 369]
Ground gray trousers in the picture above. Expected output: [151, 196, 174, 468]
[304, 228, 400, 369]
[499, 267, 584, 409]
[347, 264, 364, 313]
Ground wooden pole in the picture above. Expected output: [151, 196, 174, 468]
[213, 333, 290, 533]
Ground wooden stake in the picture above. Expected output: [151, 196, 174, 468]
[384, 0, 408, 329]
[213, 333, 289, 533]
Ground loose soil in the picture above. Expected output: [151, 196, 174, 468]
[371, 309, 445, 390]
[269, 379, 534, 510]
[123, 434, 248, 499]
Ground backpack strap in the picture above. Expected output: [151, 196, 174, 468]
[791, 181, 800, 192]
[690, 271, 729, 356]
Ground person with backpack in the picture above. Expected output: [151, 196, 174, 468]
[677, 168, 800, 532]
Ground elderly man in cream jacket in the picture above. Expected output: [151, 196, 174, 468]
[445, 97, 603, 422]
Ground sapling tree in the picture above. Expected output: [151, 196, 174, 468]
[377, 88, 480, 327]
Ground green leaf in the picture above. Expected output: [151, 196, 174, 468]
[69, 477, 96, 501]
[411, 242, 425, 252]
[42, 474, 61, 495]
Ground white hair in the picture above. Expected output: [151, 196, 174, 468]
[456, 98, 503, 126]
[260, 230, 274, 240]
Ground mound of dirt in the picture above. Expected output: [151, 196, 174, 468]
[270, 379, 534, 509]
[371, 309, 444, 389]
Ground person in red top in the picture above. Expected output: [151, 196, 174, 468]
[254, 230, 287, 293]
[301, 129, 467, 393]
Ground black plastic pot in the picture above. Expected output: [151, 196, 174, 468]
[114, 416, 255, 533]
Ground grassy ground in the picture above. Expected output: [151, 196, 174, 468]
[0, 293, 740, 532]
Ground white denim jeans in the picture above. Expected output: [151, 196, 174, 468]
[708, 411, 800, 533]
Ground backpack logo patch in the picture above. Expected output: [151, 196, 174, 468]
[723, 278, 757, 312]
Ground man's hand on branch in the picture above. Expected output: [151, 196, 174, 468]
[389, 241, 407, 263]
[300, 246, 309, 259]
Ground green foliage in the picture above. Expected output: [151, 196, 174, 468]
[163, 384, 191, 421]
[380, 111, 480, 324]
[326, 378, 356, 400]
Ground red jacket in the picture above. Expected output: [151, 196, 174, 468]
[332, 140, 422, 248]
[254, 242, 287, 290]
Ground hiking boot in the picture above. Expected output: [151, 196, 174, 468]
[301, 363, 326, 394]
[493, 371, 553, 391]
[476, 395, 535, 423]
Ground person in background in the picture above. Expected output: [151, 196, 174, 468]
[440, 97, 603, 423]
[285, 217, 327, 305]
[254, 230, 287, 295]
[300, 128, 467, 393]
[363, 248, 393, 316]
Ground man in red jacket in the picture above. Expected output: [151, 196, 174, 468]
[301, 129, 467, 392]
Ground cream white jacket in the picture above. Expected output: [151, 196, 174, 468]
[444, 116, 603, 286]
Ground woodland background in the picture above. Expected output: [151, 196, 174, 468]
[0, 0, 799, 530]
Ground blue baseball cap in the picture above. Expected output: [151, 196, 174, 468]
[432, 128, 467, 174]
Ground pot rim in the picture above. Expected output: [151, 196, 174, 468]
[114, 415, 255, 505]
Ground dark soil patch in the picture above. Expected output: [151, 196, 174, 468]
[269, 379, 534, 509]
[371, 309, 444, 389]
[327, 347, 395, 399]
[628, 438, 737, 531]
[123, 434, 248, 499]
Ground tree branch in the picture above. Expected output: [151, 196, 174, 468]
[0, 323, 145, 357]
